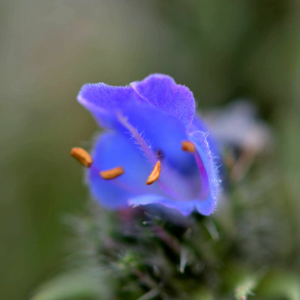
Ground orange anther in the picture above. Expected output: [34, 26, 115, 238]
[181, 141, 196, 153]
[100, 166, 125, 180]
[70, 147, 93, 167]
[146, 161, 161, 185]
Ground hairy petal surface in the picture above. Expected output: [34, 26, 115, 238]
[189, 131, 220, 215]
[131, 74, 195, 130]
[190, 114, 222, 168]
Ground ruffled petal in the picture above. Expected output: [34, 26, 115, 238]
[188, 131, 220, 215]
[131, 74, 195, 130]
[77, 83, 143, 128]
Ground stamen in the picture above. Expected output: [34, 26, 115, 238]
[70, 147, 93, 167]
[70, 145, 136, 192]
[146, 161, 161, 185]
[182, 141, 196, 153]
[100, 166, 125, 180]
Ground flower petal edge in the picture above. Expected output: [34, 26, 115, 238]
[131, 74, 195, 130]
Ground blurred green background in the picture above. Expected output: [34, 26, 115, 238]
[1, 0, 300, 299]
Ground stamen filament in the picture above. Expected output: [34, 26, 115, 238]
[194, 152, 210, 200]
[70, 147, 93, 167]
[146, 161, 161, 185]
[117, 112, 157, 165]
[100, 166, 125, 180]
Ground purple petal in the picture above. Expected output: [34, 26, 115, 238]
[131, 74, 195, 130]
[77, 75, 221, 216]
[193, 197, 216, 216]
[77, 83, 142, 128]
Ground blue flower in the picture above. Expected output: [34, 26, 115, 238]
[77, 74, 220, 216]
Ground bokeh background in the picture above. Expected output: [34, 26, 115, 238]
[1, 1, 300, 299]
